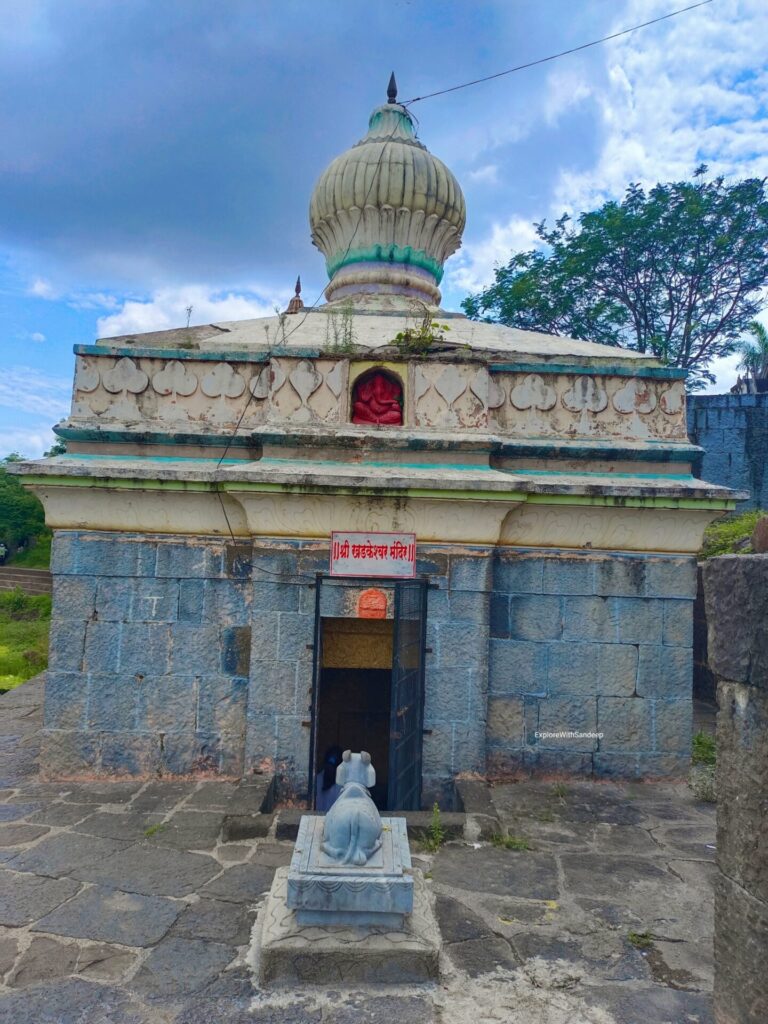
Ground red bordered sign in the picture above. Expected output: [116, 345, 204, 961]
[329, 531, 416, 578]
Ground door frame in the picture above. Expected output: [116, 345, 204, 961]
[307, 574, 429, 810]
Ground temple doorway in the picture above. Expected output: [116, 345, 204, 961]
[309, 578, 429, 811]
[313, 618, 392, 810]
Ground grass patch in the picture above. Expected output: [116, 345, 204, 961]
[7, 534, 51, 568]
[700, 509, 764, 559]
[692, 730, 716, 767]
[491, 834, 531, 851]
[552, 783, 568, 799]
[422, 803, 446, 854]
[689, 764, 716, 802]
[0, 588, 51, 691]
[689, 731, 717, 802]
[144, 823, 166, 838]
[627, 930, 653, 950]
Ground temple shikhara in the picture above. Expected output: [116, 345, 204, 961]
[14, 80, 736, 808]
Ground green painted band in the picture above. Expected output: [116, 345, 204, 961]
[54, 426, 257, 449]
[75, 345, 323, 362]
[489, 361, 687, 380]
[76, 344, 272, 363]
[327, 244, 444, 283]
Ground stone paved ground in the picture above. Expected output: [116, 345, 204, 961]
[0, 677, 715, 1023]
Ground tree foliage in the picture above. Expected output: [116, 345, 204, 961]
[0, 455, 47, 553]
[462, 170, 768, 389]
[737, 321, 768, 381]
[43, 438, 67, 458]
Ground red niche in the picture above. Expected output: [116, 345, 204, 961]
[351, 371, 403, 426]
[358, 588, 387, 619]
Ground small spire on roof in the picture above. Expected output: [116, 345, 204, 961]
[285, 275, 304, 314]
[387, 72, 397, 104]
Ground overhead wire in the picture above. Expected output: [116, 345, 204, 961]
[401, 0, 714, 106]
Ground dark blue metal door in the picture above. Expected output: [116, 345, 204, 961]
[387, 579, 428, 810]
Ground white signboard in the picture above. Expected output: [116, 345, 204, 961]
[329, 531, 416, 578]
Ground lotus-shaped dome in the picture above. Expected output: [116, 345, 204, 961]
[310, 82, 466, 306]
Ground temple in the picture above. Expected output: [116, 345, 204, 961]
[12, 79, 736, 806]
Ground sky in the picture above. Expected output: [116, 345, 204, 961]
[2, 0, 767, 456]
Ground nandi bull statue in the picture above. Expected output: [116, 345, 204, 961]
[321, 750, 383, 867]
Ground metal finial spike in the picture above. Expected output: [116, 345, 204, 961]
[286, 274, 304, 314]
[387, 72, 397, 104]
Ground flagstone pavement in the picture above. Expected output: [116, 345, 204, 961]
[0, 677, 715, 1023]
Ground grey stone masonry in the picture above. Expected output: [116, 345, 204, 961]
[702, 554, 768, 1024]
[44, 530, 697, 792]
[688, 392, 768, 509]
[488, 548, 696, 779]
[45, 531, 253, 777]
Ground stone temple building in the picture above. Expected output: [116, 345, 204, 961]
[14, 83, 736, 808]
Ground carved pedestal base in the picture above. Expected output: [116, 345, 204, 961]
[252, 867, 440, 985]
[286, 815, 413, 928]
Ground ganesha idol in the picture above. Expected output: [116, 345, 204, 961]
[351, 372, 403, 425]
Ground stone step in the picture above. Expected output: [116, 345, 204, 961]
[0, 567, 53, 595]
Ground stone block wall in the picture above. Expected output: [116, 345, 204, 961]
[692, 564, 716, 702]
[487, 548, 696, 778]
[702, 554, 768, 1024]
[687, 393, 768, 509]
[45, 531, 253, 776]
[44, 531, 699, 794]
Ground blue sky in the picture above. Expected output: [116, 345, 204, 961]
[2, 0, 767, 456]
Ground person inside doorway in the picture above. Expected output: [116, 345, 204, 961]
[315, 744, 344, 812]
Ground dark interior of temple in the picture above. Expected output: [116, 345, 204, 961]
[314, 618, 393, 809]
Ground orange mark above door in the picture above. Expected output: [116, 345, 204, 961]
[358, 588, 388, 619]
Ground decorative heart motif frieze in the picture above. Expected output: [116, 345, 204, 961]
[510, 373, 557, 412]
[201, 363, 246, 399]
[152, 360, 198, 397]
[562, 377, 608, 414]
[102, 357, 149, 395]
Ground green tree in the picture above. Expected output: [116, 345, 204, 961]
[0, 456, 48, 553]
[737, 320, 768, 383]
[43, 438, 67, 457]
[463, 170, 768, 389]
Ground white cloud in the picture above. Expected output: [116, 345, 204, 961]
[467, 164, 499, 185]
[67, 292, 121, 312]
[27, 277, 59, 299]
[30, 332, 45, 343]
[543, 66, 593, 126]
[0, 427, 58, 461]
[551, 0, 768, 214]
[0, 367, 71, 420]
[446, 216, 540, 294]
[97, 284, 285, 338]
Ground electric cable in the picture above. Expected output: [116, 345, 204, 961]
[401, 0, 713, 106]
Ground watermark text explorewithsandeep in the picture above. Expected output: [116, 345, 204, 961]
[534, 731, 604, 740]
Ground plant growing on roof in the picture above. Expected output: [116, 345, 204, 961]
[324, 300, 357, 353]
[392, 303, 450, 354]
